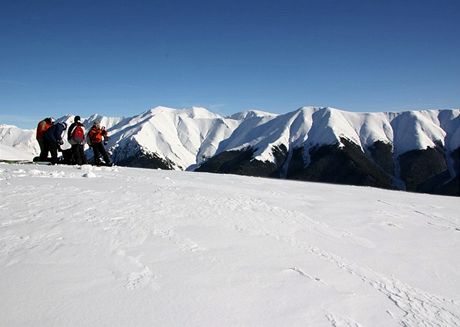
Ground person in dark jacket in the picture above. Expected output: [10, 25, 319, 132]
[44, 122, 67, 164]
[36, 117, 54, 161]
[87, 121, 112, 166]
[67, 116, 87, 165]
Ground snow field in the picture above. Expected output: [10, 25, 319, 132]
[0, 163, 459, 326]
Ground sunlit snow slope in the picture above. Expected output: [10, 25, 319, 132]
[0, 163, 459, 326]
[0, 125, 38, 160]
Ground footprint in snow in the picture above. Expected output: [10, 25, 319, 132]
[384, 222, 402, 229]
[284, 267, 327, 285]
[126, 266, 158, 290]
[112, 249, 158, 291]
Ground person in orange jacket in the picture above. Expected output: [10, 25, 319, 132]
[87, 121, 112, 166]
[36, 117, 54, 161]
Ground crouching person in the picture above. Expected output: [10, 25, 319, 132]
[87, 121, 112, 166]
[43, 122, 67, 164]
[67, 116, 87, 165]
[36, 117, 54, 161]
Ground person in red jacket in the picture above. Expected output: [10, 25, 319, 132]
[87, 121, 111, 166]
[36, 117, 54, 161]
[67, 115, 87, 165]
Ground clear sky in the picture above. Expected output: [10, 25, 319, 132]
[1, 0, 459, 128]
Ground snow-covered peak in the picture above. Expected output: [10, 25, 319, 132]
[108, 106, 239, 169]
[183, 106, 221, 119]
[0, 124, 38, 159]
[433, 109, 460, 151]
[340, 111, 393, 149]
[229, 109, 277, 121]
[390, 110, 446, 155]
[138, 106, 222, 123]
[0, 124, 23, 129]
[143, 106, 176, 116]
[55, 114, 123, 130]
[310, 108, 359, 146]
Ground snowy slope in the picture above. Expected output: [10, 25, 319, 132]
[107, 106, 239, 169]
[0, 125, 38, 159]
[0, 163, 459, 326]
[0, 144, 34, 160]
[438, 110, 460, 151]
[390, 110, 447, 155]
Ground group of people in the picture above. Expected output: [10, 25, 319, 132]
[36, 116, 112, 166]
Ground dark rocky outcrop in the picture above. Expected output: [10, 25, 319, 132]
[195, 147, 283, 177]
[110, 140, 459, 197]
[367, 141, 394, 176]
[437, 175, 460, 196]
[413, 146, 460, 196]
[193, 139, 460, 196]
[451, 147, 460, 178]
[111, 144, 175, 170]
[286, 138, 394, 189]
[116, 151, 175, 170]
[398, 145, 448, 193]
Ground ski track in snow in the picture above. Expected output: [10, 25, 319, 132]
[203, 192, 460, 326]
[307, 247, 460, 327]
[0, 164, 459, 326]
[325, 311, 363, 327]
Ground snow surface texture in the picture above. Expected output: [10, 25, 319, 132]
[1, 107, 459, 172]
[1, 163, 459, 326]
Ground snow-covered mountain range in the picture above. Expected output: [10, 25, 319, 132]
[1, 106, 459, 195]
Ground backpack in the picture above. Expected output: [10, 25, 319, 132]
[70, 124, 85, 144]
[36, 120, 53, 140]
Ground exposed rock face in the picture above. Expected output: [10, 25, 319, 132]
[116, 151, 175, 170]
[195, 147, 284, 178]
[413, 147, 460, 196]
[398, 146, 448, 192]
[452, 148, 460, 177]
[110, 144, 175, 170]
[285, 139, 394, 189]
[438, 175, 460, 196]
[193, 107, 460, 196]
[197, 140, 459, 196]
[367, 141, 394, 176]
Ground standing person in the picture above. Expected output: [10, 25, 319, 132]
[36, 117, 54, 161]
[43, 122, 67, 164]
[67, 116, 87, 165]
[87, 121, 112, 166]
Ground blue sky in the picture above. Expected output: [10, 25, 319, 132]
[1, 0, 459, 128]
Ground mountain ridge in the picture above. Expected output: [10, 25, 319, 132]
[1, 106, 459, 195]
